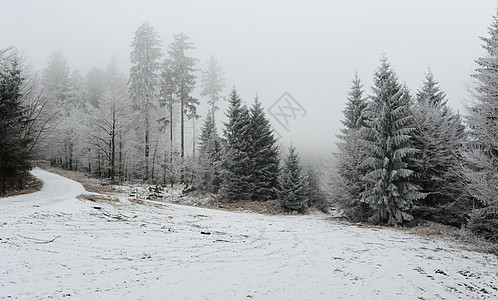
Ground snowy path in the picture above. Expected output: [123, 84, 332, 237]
[0, 169, 497, 299]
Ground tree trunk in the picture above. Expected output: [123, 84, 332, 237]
[180, 96, 184, 182]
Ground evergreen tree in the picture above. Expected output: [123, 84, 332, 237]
[360, 57, 424, 225]
[306, 168, 328, 212]
[249, 97, 280, 200]
[0, 50, 32, 193]
[278, 145, 308, 212]
[128, 22, 162, 181]
[220, 89, 253, 200]
[166, 32, 199, 179]
[410, 71, 468, 226]
[465, 10, 498, 242]
[332, 72, 370, 219]
[201, 55, 225, 120]
[196, 110, 222, 193]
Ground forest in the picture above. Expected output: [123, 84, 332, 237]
[1, 12, 497, 244]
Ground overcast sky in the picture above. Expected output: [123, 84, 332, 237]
[1, 0, 496, 161]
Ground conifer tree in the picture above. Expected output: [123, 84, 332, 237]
[128, 22, 162, 182]
[465, 10, 498, 242]
[0, 50, 32, 193]
[333, 72, 370, 219]
[220, 89, 253, 200]
[201, 55, 225, 120]
[249, 97, 280, 200]
[278, 145, 308, 211]
[196, 110, 222, 193]
[410, 71, 468, 226]
[166, 33, 199, 179]
[360, 57, 424, 225]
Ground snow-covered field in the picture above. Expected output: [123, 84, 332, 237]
[1, 169, 496, 299]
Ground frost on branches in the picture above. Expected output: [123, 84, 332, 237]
[360, 57, 424, 225]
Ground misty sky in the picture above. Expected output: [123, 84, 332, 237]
[1, 0, 496, 161]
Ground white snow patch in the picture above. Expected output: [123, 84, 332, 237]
[0, 169, 496, 299]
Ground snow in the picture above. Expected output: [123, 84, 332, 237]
[1, 168, 496, 299]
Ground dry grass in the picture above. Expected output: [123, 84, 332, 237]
[77, 193, 120, 203]
[209, 199, 287, 215]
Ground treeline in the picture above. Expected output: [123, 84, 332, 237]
[0, 22, 325, 212]
[329, 12, 498, 242]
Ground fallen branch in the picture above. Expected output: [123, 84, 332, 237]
[17, 234, 60, 244]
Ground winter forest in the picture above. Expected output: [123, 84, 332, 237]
[1, 1, 498, 298]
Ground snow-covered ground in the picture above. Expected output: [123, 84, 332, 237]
[1, 169, 496, 299]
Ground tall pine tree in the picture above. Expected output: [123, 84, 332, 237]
[410, 71, 468, 226]
[0, 50, 32, 193]
[333, 72, 370, 219]
[361, 57, 424, 225]
[220, 89, 253, 201]
[249, 97, 280, 201]
[128, 22, 162, 182]
[465, 10, 498, 242]
[196, 110, 222, 193]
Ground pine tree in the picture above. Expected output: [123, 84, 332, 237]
[410, 71, 468, 226]
[201, 55, 225, 120]
[196, 110, 222, 193]
[360, 57, 424, 225]
[166, 33, 199, 181]
[249, 97, 280, 200]
[128, 22, 162, 182]
[0, 50, 32, 193]
[465, 10, 498, 242]
[220, 89, 253, 200]
[333, 72, 370, 219]
[278, 145, 308, 212]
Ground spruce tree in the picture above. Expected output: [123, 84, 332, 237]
[360, 57, 424, 225]
[465, 10, 498, 242]
[0, 50, 32, 193]
[410, 71, 468, 226]
[333, 72, 370, 219]
[196, 110, 222, 193]
[220, 89, 253, 200]
[249, 98, 280, 201]
[201, 55, 225, 120]
[278, 145, 308, 211]
[128, 22, 162, 182]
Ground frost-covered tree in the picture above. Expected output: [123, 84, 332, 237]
[201, 55, 225, 120]
[166, 32, 199, 178]
[128, 22, 162, 181]
[249, 97, 280, 200]
[278, 145, 308, 212]
[360, 57, 424, 225]
[42, 50, 69, 107]
[86, 66, 106, 108]
[196, 110, 222, 193]
[410, 71, 468, 226]
[0, 49, 32, 193]
[332, 72, 370, 219]
[465, 11, 498, 242]
[220, 89, 253, 200]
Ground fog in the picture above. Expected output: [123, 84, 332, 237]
[1, 0, 495, 161]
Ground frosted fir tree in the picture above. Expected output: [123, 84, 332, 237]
[465, 10, 498, 242]
[249, 97, 280, 200]
[200, 55, 225, 120]
[278, 145, 308, 212]
[410, 71, 468, 226]
[166, 32, 199, 177]
[0, 50, 32, 193]
[220, 89, 253, 201]
[128, 22, 162, 182]
[360, 57, 424, 225]
[333, 72, 370, 219]
[196, 110, 222, 193]
[42, 50, 70, 107]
